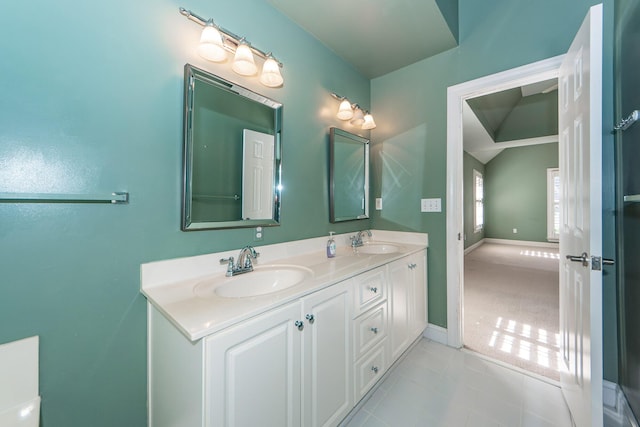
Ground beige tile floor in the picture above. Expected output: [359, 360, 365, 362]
[344, 339, 573, 427]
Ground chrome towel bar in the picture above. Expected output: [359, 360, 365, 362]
[0, 192, 129, 204]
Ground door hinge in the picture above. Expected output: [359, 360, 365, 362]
[591, 256, 615, 271]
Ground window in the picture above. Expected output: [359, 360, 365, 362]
[547, 168, 560, 242]
[473, 169, 484, 233]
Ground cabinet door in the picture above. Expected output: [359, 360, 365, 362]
[409, 250, 428, 336]
[302, 282, 352, 427]
[204, 302, 302, 427]
[388, 258, 412, 360]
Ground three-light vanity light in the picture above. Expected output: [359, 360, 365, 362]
[331, 93, 376, 130]
[179, 7, 284, 88]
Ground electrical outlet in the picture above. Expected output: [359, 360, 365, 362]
[375, 198, 383, 210]
[254, 226, 263, 241]
[421, 198, 442, 212]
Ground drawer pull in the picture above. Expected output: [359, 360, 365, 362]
[371, 366, 379, 374]
[370, 327, 379, 334]
[294, 320, 304, 331]
[369, 287, 378, 293]
[305, 314, 315, 324]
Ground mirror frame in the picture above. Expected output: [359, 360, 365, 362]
[329, 127, 370, 223]
[181, 64, 283, 231]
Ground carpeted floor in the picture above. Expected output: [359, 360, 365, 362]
[463, 242, 561, 381]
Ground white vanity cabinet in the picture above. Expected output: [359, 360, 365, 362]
[388, 250, 428, 360]
[147, 244, 428, 427]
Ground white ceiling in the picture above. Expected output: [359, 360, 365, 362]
[267, 0, 458, 78]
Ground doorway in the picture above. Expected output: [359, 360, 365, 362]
[460, 81, 562, 380]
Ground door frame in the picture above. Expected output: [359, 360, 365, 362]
[445, 55, 565, 347]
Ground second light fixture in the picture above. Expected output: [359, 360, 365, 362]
[332, 93, 376, 130]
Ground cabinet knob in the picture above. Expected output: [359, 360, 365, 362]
[408, 263, 417, 269]
[305, 314, 315, 324]
[371, 366, 379, 374]
[370, 327, 378, 334]
[294, 320, 304, 331]
[369, 287, 378, 293]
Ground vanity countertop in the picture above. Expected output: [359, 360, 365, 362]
[141, 230, 428, 341]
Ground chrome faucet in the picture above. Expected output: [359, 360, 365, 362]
[350, 230, 372, 248]
[220, 246, 260, 277]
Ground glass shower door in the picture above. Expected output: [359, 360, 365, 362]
[616, 0, 640, 419]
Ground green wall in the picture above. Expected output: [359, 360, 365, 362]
[484, 143, 558, 242]
[370, 0, 618, 380]
[463, 151, 485, 249]
[0, 1, 371, 425]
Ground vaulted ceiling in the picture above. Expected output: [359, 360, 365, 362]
[266, 1, 558, 155]
[267, 0, 459, 78]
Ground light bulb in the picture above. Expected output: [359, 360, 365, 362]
[197, 21, 227, 62]
[260, 56, 284, 87]
[350, 108, 365, 126]
[362, 113, 377, 129]
[337, 99, 354, 120]
[232, 42, 257, 76]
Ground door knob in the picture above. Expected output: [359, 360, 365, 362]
[566, 252, 589, 267]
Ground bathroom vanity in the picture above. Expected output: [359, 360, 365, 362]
[142, 231, 427, 427]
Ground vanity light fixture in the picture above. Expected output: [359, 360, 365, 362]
[180, 7, 284, 88]
[331, 93, 377, 130]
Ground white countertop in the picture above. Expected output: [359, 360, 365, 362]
[141, 230, 428, 341]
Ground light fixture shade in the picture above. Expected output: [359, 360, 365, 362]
[197, 22, 227, 62]
[232, 43, 257, 76]
[362, 113, 377, 129]
[337, 99, 354, 120]
[350, 108, 365, 126]
[260, 57, 284, 87]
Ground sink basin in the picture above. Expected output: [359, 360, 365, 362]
[356, 243, 401, 255]
[194, 265, 313, 299]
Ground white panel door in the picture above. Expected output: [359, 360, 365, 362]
[205, 302, 301, 427]
[301, 282, 352, 427]
[558, 4, 603, 426]
[242, 129, 275, 220]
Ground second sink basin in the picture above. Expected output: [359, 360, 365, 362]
[194, 265, 313, 299]
[356, 243, 401, 254]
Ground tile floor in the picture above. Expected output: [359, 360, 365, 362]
[344, 339, 573, 427]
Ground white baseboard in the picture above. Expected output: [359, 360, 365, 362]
[484, 238, 559, 249]
[603, 380, 639, 427]
[464, 239, 485, 255]
[423, 323, 448, 345]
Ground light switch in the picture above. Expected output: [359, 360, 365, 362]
[375, 198, 383, 210]
[421, 198, 441, 212]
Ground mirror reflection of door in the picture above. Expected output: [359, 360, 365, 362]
[242, 129, 275, 220]
[334, 140, 366, 218]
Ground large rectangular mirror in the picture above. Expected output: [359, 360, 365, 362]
[329, 127, 369, 222]
[182, 64, 283, 231]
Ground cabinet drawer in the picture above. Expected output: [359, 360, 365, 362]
[354, 340, 387, 401]
[353, 267, 386, 315]
[353, 303, 387, 360]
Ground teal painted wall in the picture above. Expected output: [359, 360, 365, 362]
[463, 152, 485, 249]
[484, 143, 558, 242]
[370, 0, 617, 382]
[0, 1, 371, 425]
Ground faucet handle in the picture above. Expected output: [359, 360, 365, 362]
[220, 257, 235, 276]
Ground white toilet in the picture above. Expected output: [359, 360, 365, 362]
[0, 336, 41, 427]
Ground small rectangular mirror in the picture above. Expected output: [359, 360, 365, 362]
[329, 127, 370, 222]
[182, 64, 283, 230]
